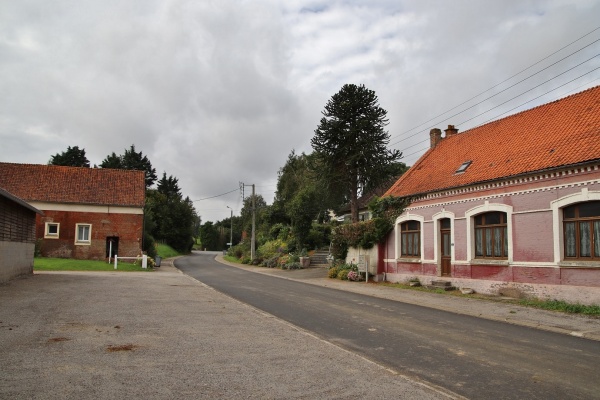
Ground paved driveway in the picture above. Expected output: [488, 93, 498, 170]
[0, 263, 452, 399]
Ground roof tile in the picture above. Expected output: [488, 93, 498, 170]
[385, 85, 600, 198]
[0, 163, 145, 207]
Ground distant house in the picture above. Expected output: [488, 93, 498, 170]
[0, 187, 42, 283]
[379, 86, 600, 304]
[0, 163, 145, 261]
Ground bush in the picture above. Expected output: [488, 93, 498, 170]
[258, 239, 288, 260]
[261, 256, 279, 268]
[337, 269, 349, 280]
[241, 257, 251, 264]
[283, 262, 302, 270]
[143, 232, 157, 258]
[328, 266, 340, 278]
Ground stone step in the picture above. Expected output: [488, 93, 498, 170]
[426, 280, 456, 291]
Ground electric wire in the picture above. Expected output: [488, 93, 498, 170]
[389, 26, 600, 145]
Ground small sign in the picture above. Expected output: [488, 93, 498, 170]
[357, 255, 368, 272]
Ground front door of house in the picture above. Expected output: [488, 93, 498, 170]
[440, 219, 451, 276]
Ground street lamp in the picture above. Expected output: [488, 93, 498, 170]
[226, 206, 233, 250]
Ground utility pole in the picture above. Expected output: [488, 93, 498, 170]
[240, 182, 256, 261]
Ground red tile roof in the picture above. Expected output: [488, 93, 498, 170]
[0, 163, 145, 207]
[385, 85, 600, 198]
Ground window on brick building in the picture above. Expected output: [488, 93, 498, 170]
[400, 220, 421, 257]
[75, 224, 92, 244]
[563, 201, 600, 260]
[44, 222, 60, 239]
[474, 212, 508, 259]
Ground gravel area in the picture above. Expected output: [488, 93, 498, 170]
[0, 263, 456, 399]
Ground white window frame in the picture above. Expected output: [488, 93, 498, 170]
[465, 202, 513, 263]
[551, 188, 600, 264]
[395, 213, 425, 261]
[75, 223, 92, 245]
[44, 222, 60, 239]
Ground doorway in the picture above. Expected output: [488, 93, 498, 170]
[106, 237, 119, 259]
[440, 219, 451, 276]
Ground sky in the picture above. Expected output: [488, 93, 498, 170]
[2, 0, 600, 223]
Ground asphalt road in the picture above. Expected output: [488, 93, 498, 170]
[176, 252, 600, 400]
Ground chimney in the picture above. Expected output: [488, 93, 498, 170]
[429, 128, 442, 149]
[444, 124, 459, 137]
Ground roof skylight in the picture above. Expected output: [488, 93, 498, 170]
[455, 160, 472, 174]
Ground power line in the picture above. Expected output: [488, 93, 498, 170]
[193, 188, 238, 201]
[400, 71, 600, 163]
[389, 26, 600, 146]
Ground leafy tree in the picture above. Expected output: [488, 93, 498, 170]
[145, 174, 198, 253]
[100, 144, 157, 187]
[49, 146, 90, 167]
[199, 221, 219, 251]
[311, 84, 402, 222]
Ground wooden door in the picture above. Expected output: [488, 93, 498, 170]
[440, 219, 451, 276]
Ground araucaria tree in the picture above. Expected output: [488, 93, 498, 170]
[311, 84, 402, 222]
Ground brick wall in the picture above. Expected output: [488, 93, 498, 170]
[38, 210, 143, 260]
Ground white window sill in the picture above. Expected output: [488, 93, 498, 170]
[397, 258, 422, 263]
[470, 259, 509, 266]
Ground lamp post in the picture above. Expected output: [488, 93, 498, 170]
[226, 206, 233, 249]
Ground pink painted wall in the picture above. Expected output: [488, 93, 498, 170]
[383, 167, 600, 288]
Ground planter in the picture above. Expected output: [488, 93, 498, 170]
[299, 257, 311, 268]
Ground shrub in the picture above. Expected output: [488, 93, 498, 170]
[241, 257, 251, 264]
[337, 269, 349, 280]
[283, 262, 302, 270]
[258, 239, 288, 260]
[261, 256, 279, 268]
[328, 266, 339, 278]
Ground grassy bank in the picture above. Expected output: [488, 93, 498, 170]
[34, 257, 148, 272]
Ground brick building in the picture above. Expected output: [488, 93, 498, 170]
[0, 163, 145, 260]
[379, 86, 600, 304]
[0, 188, 41, 282]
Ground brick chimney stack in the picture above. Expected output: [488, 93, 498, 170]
[444, 124, 459, 137]
[430, 128, 442, 149]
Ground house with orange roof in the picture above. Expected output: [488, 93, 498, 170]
[379, 85, 600, 304]
[0, 163, 145, 261]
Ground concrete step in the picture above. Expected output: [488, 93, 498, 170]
[426, 280, 456, 291]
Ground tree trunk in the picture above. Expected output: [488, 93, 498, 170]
[350, 174, 359, 223]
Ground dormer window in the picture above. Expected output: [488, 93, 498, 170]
[455, 160, 472, 174]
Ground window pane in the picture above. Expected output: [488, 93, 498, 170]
[580, 222, 591, 257]
[485, 228, 493, 257]
[443, 234, 450, 256]
[402, 235, 407, 255]
[485, 212, 501, 225]
[578, 201, 600, 218]
[78, 225, 89, 241]
[475, 228, 483, 256]
[494, 227, 502, 257]
[503, 227, 508, 257]
[47, 224, 58, 234]
[565, 222, 576, 257]
[475, 215, 483, 226]
[563, 205, 576, 219]
[407, 221, 419, 231]
[414, 233, 420, 256]
[441, 218, 451, 229]
[594, 221, 600, 257]
[407, 234, 413, 256]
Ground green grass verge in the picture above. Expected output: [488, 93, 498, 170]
[223, 255, 241, 264]
[156, 244, 180, 259]
[380, 282, 600, 316]
[34, 257, 149, 272]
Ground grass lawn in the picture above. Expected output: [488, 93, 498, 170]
[34, 257, 150, 272]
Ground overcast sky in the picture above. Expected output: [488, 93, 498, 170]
[2, 0, 600, 223]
